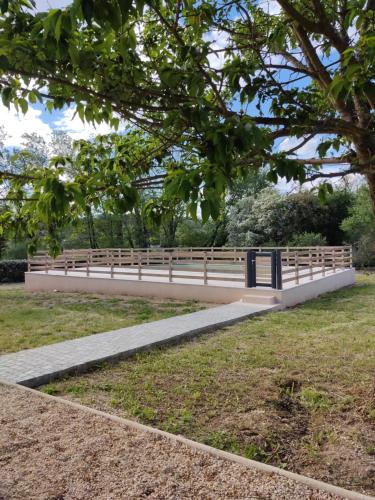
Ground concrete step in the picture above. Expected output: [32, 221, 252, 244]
[241, 294, 278, 305]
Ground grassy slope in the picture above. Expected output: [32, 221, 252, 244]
[42, 274, 375, 495]
[0, 287, 205, 353]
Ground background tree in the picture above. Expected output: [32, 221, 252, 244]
[341, 186, 375, 266]
[227, 187, 353, 246]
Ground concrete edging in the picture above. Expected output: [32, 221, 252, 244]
[1, 380, 372, 500]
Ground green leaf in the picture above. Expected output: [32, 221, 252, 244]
[18, 98, 28, 114]
[201, 199, 210, 223]
[54, 12, 63, 41]
[68, 44, 80, 65]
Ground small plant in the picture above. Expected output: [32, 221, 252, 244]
[368, 409, 375, 420]
[204, 431, 240, 454]
[300, 388, 331, 410]
[133, 406, 157, 422]
[65, 384, 88, 395]
[244, 443, 258, 460]
[40, 384, 60, 395]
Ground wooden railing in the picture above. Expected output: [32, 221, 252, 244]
[28, 246, 352, 289]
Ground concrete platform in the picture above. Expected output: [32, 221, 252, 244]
[25, 267, 356, 306]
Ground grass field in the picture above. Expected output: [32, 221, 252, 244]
[0, 285, 206, 353]
[41, 273, 375, 495]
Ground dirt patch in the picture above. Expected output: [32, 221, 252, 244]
[0, 383, 342, 500]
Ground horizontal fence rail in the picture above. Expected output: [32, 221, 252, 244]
[28, 246, 352, 290]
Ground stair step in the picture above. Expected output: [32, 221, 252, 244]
[241, 294, 278, 305]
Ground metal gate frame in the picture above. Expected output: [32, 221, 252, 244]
[246, 250, 282, 290]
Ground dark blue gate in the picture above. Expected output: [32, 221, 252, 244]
[246, 250, 282, 289]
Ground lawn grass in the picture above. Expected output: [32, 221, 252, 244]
[41, 273, 375, 495]
[0, 287, 206, 353]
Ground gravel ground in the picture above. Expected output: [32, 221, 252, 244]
[0, 383, 343, 500]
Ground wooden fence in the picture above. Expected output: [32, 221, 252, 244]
[28, 246, 352, 289]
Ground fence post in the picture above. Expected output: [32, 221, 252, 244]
[276, 250, 282, 290]
[332, 248, 336, 273]
[86, 250, 90, 277]
[203, 251, 208, 284]
[169, 253, 172, 282]
[110, 251, 114, 278]
[295, 252, 299, 284]
[349, 246, 353, 268]
[138, 254, 142, 280]
[64, 254, 68, 276]
[44, 253, 48, 274]
[309, 248, 313, 280]
[246, 250, 256, 287]
[271, 251, 277, 289]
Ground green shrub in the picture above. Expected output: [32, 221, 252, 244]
[287, 232, 328, 247]
[3, 241, 28, 260]
[0, 260, 28, 283]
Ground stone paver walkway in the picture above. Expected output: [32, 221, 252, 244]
[0, 301, 279, 387]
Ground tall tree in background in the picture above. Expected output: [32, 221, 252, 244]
[0, 0, 374, 252]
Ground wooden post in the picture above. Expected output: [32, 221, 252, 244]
[64, 254, 68, 276]
[349, 246, 353, 268]
[138, 254, 142, 280]
[333, 249, 336, 273]
[309, 248, 313, 280]
[119, 248, 122, 267]
[44, 253, 48, 274]
[147, 248, 150, 265]
[169, 254, 172, 282]
[86, 251, 90, 277]
[322, 248, 326, 276]
[203, 251, 208, 284]
[295, 252, 299, 284]
[110, 251, 114, 278]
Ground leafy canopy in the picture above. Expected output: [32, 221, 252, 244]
[0, 0, 374, 253]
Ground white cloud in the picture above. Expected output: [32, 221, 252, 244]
[52, 108, 117, 141]
[0, 103, 52, 148]
[278, 136, 320, 158]
[259, 0, 282, 16]
[33, 0, 71, 11]
[204, 30, 230, 70]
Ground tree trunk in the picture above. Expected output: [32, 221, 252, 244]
[366, 170, 375, 219]
[86, 207, 98, 249]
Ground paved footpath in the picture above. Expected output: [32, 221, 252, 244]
[0, 301, 279, 387]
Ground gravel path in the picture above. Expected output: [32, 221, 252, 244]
[0, 383, 345, 499]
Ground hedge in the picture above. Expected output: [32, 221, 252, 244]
[0, 260, 28, 283]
